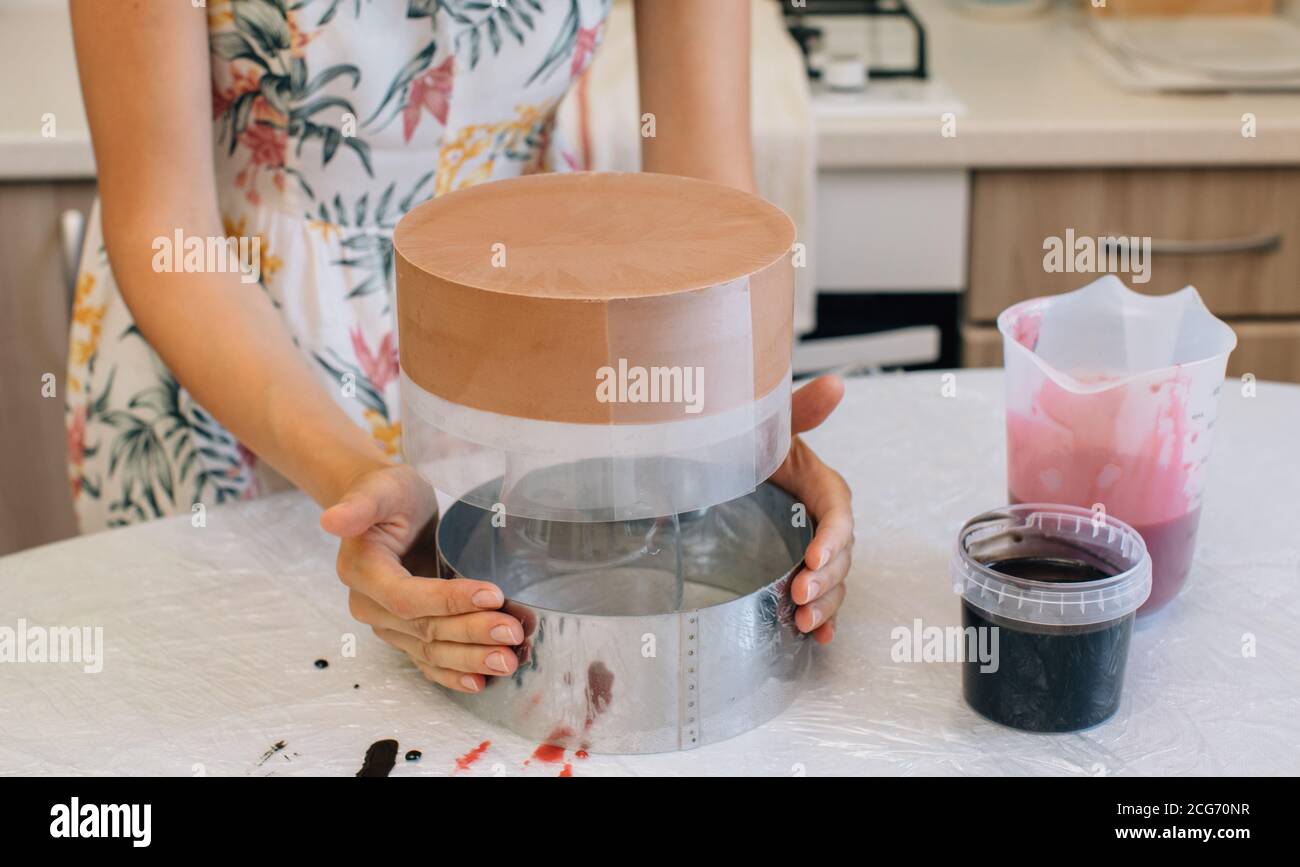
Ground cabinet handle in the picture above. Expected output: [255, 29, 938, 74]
[1103, 232, 1282, 257]
[60, 208, 87, 314]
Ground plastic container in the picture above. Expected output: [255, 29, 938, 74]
[998, 276, 1236, 614]
[952, 504, 1152, 733]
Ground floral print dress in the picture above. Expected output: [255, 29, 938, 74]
[66, 0, 608, 531]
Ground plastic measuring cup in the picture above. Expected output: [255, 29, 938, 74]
[952, 504, 1152, 732]
[998, 276, 1236, 615]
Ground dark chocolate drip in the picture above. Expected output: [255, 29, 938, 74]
[357, 739, 399, 777]
[257, 740, 287, 767]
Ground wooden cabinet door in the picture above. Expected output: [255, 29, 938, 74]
[968, 169, 1300, 322]
[0, 181, 96, 554]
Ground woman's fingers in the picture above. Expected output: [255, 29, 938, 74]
[800, 467, 854, 581]
[790, 374, 845, 435]
[769, 419, 855, 646]
[773, 378, 854, 646]
[413, 659, 485, 694]
[792, 545, 851, 606]
[811, 618, 836, 645]
[375, 627, 519, 678]
[774, 441, 854, 580]
[349, 590, 522, 646]
[326, 465, 509, 688]
[795, 582, 845, 634]
[337, 537, 505, 620]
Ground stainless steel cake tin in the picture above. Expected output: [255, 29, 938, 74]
[435, 481, 814, 754]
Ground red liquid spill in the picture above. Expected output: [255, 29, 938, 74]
[526, 726, 573, 766]
[531, 743, 566, 763]
[454, 740, 491, 773]
[524, 667, 612, 770]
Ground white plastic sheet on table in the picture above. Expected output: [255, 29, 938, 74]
[1, 371, 1297, 775]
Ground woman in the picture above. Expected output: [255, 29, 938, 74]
[67, 0, 853, 694]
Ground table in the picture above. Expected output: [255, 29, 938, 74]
[3, 371, 1298, 776]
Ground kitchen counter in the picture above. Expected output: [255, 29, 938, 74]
[3, 370, 1298, 776]
[4, 0, 1300, 180]
[818, 0, 1300, 168]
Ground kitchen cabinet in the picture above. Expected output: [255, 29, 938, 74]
[963, 168, 1300, 382]
[0, 181, 95, 555]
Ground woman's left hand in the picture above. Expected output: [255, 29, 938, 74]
[769, 375, 854, 644]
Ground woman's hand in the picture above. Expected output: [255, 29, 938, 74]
[320, 465, 523, 693]
[769, 376, 855, 644]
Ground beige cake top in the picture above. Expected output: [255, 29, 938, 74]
[395, 171, 796, 423]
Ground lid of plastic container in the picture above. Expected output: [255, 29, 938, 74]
[393, 172, 797, 521]
[951, 504, 1153, 627]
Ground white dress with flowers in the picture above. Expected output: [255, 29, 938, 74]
[66, 0, 608, 530]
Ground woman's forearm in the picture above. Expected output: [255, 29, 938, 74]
[106, 226, 390, 508]
[71, 0, 387, 509]
[633, 0, 755, 191]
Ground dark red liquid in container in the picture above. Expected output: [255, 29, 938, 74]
[1128, 508, 1201, 614]
[1010, 493, 1200, 615]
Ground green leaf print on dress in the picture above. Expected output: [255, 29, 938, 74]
[91, 330, 250, 527]
[313, 0, 372, 28]
[309, 171, 435, 304]
[211, 0, 373, 205]
[68, 0, 611, 532]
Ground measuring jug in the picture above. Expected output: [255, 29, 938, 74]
[998, 275, 1237, 615]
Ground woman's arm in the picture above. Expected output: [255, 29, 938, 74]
[633, 0, 755, 191]
[71, 0, 524, 686]
[633, 1, 853, 643]
[69, 0, 388, 507]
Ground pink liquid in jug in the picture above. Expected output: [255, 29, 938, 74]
[1007, 375, 1202, 615]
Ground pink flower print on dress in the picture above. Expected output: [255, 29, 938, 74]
[403, 55, 455, 143]
[67, 405, 86, 498]
[571, 25, 601, 79]
[234, 442, 262, 499]
[241, 123, 287, 168]
[350, 327, 399, 391]
[236, 122, 289, 205]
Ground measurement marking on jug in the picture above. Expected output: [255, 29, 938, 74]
[680, 613, 700, 749]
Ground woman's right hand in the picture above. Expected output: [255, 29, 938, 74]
[320, 464, 523, 693]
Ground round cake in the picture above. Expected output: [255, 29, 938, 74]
[394, 171, 797, 521]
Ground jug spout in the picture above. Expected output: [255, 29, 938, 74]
[997, 275, 1237, 394]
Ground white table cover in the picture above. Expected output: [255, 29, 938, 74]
[3, 371, 1297, 776]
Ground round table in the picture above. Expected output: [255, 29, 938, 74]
[2, 370, 1298, 776]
